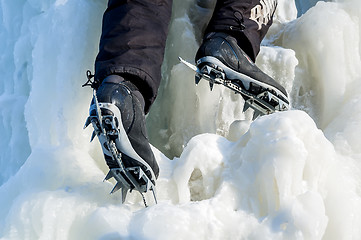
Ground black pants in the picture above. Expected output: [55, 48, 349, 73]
[95, 0, 277, 113]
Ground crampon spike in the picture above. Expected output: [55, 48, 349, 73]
[209, 81, 214, 91]
[103, 166, 157, 206]
[178, 57, 290, 117]
[83, 117, 91, 129]
[243, 102, 251, 112]
[195, 74, 201, 85]
[90, 131, 96, 142]
[104, 170, 113, 182]
[252, 110, 261, 120]
[111, 182, 122, 194]
[121, 187, 128, 203]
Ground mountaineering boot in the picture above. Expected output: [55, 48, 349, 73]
[193, 32, 289, 118]
[85, 75, 159, 205]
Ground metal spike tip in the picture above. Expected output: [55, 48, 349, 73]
[121, 187, 128, 203]
[209, 81, 214, 91]
[90, 131, 97, 142]
[110, 182, 122, 194]
[252, 111, 261, 121]
[242, 102, 250, 113]
[83, 117, 91, 129]
[195, 74, 201, 85]
[104, 170, 113, 182]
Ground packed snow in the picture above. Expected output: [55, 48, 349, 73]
[1, 0, 361, 239]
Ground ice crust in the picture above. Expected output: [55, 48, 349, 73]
[1, 0, 361, 239]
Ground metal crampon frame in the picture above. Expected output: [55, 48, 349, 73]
[179, 57, 289, 120]
[84, 90, 157, 207]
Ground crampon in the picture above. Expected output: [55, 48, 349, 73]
[179, 57, 289, 120]
[84, 90, 157, 207]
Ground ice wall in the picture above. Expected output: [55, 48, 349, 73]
[0, 0, 31, 185]
[1, 0, 361, 239]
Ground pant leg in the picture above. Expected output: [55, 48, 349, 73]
[205, 0, 277, 61]
[95, 0, 173, 114]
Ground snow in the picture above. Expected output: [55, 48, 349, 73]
[1, 0, 361, 239]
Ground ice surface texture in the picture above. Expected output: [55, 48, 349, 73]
[1, 0, 361, 239]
